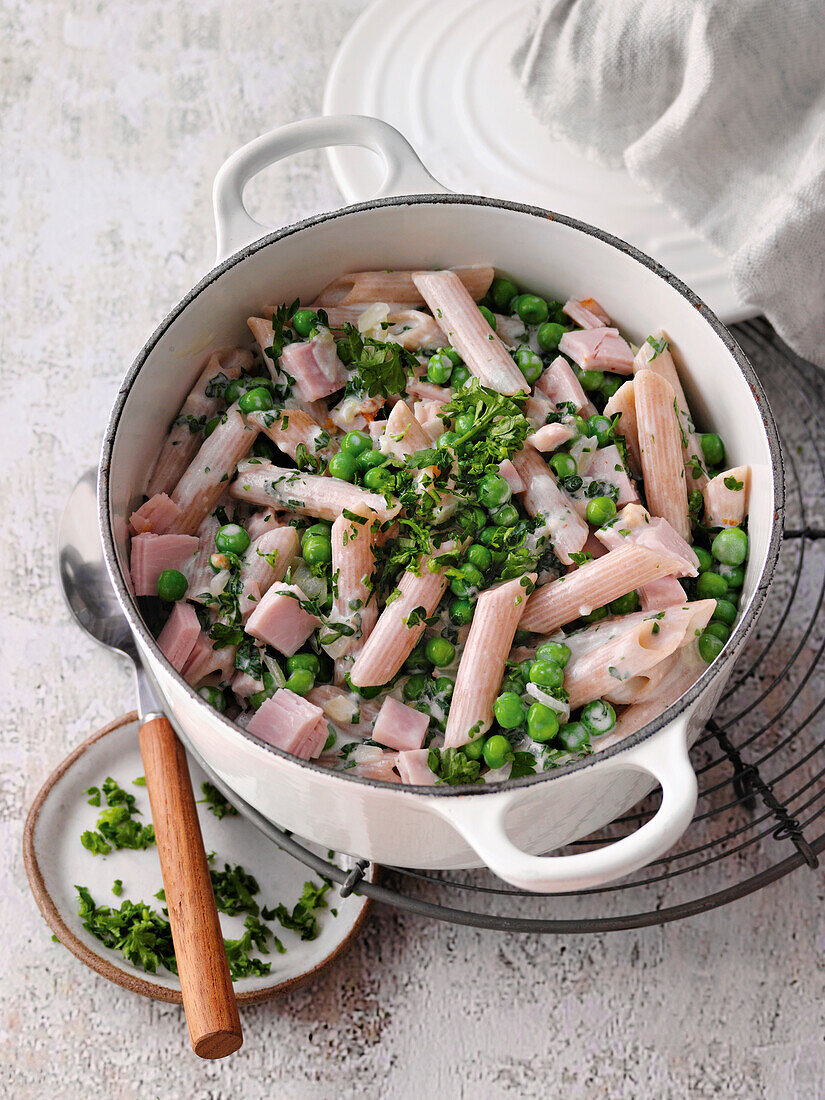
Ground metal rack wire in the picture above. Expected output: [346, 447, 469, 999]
[200, 318, 825, 931]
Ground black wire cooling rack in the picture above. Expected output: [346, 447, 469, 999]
[197, 318, 825, 932]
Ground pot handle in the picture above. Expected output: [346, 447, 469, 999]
[212, 114, 449, 262]
[434, 716, 698, 893]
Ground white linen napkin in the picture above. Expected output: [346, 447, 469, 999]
[512, 0, 825, 366]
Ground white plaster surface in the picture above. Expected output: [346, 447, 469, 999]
[3, 3, 825, 1097]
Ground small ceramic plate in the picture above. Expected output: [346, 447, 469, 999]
[323, 0, 753, 324]
[24, 713, 374, 1005]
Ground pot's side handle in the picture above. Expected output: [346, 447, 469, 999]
[212, 115, 450, 263]
[434, 716, 698, 894]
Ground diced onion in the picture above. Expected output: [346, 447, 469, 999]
[290, 560, 327, 602]
[357, 302, 391, 338]
[525, 682, 571, 721]
[569, 434, 598, 476]
[262, 653, 286, 690]
[209, 569, 230, 596]
[352, 744, 384, 764]
[321, 694, 359, 725]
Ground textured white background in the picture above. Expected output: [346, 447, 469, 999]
[3, 2, 825, 1097]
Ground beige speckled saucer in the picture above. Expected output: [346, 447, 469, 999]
[23, 713, 374, 1005]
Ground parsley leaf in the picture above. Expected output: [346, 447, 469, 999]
[339, 323, 417, 398]
[724, 475, 744, 491]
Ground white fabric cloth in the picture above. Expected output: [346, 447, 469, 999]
[512, 0, 825, 366]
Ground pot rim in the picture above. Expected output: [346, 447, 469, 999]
[99, 192, 785, 797]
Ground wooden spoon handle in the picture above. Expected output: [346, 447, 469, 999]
[138, 716, 243, 1059]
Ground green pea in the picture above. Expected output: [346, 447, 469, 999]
[198, 685, 226, 712]
[305, 522, 332, 538]
[585, 495, 617, 526]
[537, 321, 567, 352]
[514, 346, 543, 384]
[610, 591, 640, 615]
[535, 641, 571, 668]
[518, 658, 534, 680]
[704, 621, 730, 642]
[450, 563, 485, 597]
[477, 526, 501, 548]
[286, 653, 320, 676]
[285, 669, 315, 695]
[403, 673, 428, 701]
[529, 659, 565, 690]
[698, 630, 725, 664]
[712, 527, 748, 566]
[442, 346, 463, 367]
[717, 563, 744, 589]
[571, 415, 589, 438]
[700, 433, 725, 467]
[451, 364, 471, 388]
[239, 386, 274, 413]
[696, 571, 728, 599]
[712, 598, 738, 626]
[500, 679, 522, 695]
[428, 350, 454, 385]
[478, 472, 512, 509]
[363, 466, 396, 492]
[579, 369, 605, 392]
[203, 415, 221, 438]
[425, 636, 455, 667]
[215, 523, 251, 555]
[157, 568, 188, 601]
[483, 734, 514, 770]
[437, 431, 460, 448]
[581, 699, 616, 735]
[478, 305, 497, 330]
[558, 720, 590, 753]
[600, 374, 622, 399]
[336, 338, 354, 365]
[586, 414, 613, 447]
[693, 546, 714, 573]
[469, 506, 487, 531]
[449, 598, 474, 625]
[527, 702, 560, 743]
[463, 736, 487, 761]
[490, 503, 519, 527]
[491, 692, 524, 730]
[341, 429, 372, 456]
[466, 543, 492, 571]
[490, 277, 519, 312]
[357, 448, 388, 472]
[516, 294, 550, 325]
[404, 642, 429, 671]
[550, 452, 577, 479]
[302, 534, 332, 566]
[582, 606, 608, 624]
[327, 450, 358, 482]
[434, 676, 454, 699]
[455, 412, 476, 435]
[223, 378, 249, 405]
[292, 309, 319, 337]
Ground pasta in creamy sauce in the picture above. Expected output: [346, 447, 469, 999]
[127, 266, 751, 785]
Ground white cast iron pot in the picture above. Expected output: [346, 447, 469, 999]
[99, 116, 784, 893]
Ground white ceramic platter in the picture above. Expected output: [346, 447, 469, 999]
[323, 0, 754, 324]
[24, 714, 374, 1004]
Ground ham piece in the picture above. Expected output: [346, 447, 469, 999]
[498, 458, 525, 494]
[585, 444, 639, 507]
[396, 748, 438, 786]
[279, 331, 348, 402]
[372, 696, 430, 752]
[245, 582, 321, 656]
[247, 690, 328, 760]
[129, 493, 182, 535]
[129, 533, 199, 596]
[156, 602, 200, 672]
[559, 327, 634, 375]
[536, 356, 597, 417]
[527, 422, 576, 452]
[563, 297, 612, 329]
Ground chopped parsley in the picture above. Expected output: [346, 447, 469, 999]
[199, 781, 240, 820]
[80, 777, 155, 855]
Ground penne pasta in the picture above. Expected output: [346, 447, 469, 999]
[562, 600, 715, 709]
[169, 404, 260, 535]
[323, 507, 379, 660]
[230, 459, 400, 522]
[521, 545, 686, 634]
[445, 575, 536, 748]
[604, 380, 642, 476]
[381, 399, 431, 459]
[633, 331, 708, 490]
[411, 270, 526, 396]
[349, 540, 464, 687]
[703, 466, 750, 529]
[634, 370, 691, 542]
[315, 264, 494, 307]
[238, 526, 300, 620]
[510, 445, 589, 565]
[246, 407, 331, 463]
[147, 347, 252, 497]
